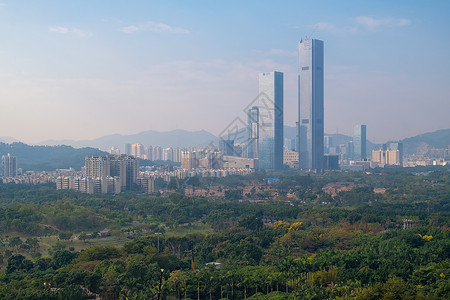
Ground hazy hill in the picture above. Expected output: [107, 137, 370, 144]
[0, 136, 20, 144]
[38, 129, 218, 151]
[400, 128, 450, 155]
[284, 126, 380, 152]
[11, 127, 450, 157]
[0, 143, 107, 171]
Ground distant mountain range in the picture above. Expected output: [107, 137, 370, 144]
[0, 128, 448, 171]
[33, 127, 382, 152]
[37, 129, 218, 152]
[399, 129, 450, 155]
[283, 126, 380, 152]
[0, 136, 20, 144]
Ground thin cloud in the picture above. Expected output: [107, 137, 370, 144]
[49, 26, 69, 34]
[121, 21, 190, 34]
[313, 16, 411, 34]
[355, 16, 411, 30]
[314, 22, 335, 31]
[121, 25, 139, 34]
[49, 26, 92, 37]
[266, 49, 297, 57]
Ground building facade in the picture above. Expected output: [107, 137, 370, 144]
[247, 106, 259, 159]
[353, 124, 367, 161]
[283, 149, 299, 169]
[219, 139, 235, 156]
[258, 71, 284, 170]
[2, 153, 17, 177]
[297, 39, 324, 170]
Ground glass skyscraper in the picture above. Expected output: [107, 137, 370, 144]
[297, 39, 324, 170]
[247, 106, 259, 159]
[258, 71, 284, 170]
[353, 124, 367, 161]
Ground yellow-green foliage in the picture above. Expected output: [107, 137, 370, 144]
[289, 222, 303, 231]
[273, 221, 290, 230]
[307, 265, 338, 286]
[422, 235, 433, 241]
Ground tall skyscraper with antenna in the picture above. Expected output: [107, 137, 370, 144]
[297, 39, 324, 170]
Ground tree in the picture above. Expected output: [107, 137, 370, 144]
[6, 254, 33, 273]
[59, 231, 73, 240]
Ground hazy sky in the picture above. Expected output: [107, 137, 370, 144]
[0, 0, 449, 144]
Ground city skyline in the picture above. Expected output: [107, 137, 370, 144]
[0, 1, 449, 144]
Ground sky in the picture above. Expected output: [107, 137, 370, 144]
[0, 0, 449, 144]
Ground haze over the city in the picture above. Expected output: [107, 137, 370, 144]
[0, 0, 449, 144]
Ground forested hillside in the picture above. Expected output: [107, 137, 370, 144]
[0, 169, 448, 299]
[0, 143, 107, 171]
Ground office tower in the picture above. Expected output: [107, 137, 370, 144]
[1, 153, 17, 177]
[324, 155, 339, 169]
[219, 139, 235, 156]
[233, 143, 244, 157]
[247, 106, 259, 159]
[125, 144, 132, 156]
[324, 136, 333, 154]
[297, 39, 324, 170]
[258, 71, 284, 170]
[353, 125, 367, 161]
[345, 141, 354, 161]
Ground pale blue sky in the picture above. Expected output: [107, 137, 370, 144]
[0, 0, 449, 143]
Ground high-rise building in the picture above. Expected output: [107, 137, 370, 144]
[125, 144, 132, 156]
[297, 39, 324, 170]
[1, 153, 17, 177]
[247, 106, 259, 159]
[162, 147, 173, 161]
[84, 156, 110, 178]
[84, 155, 139, 191]
[258, 71, 284, 170]
[219, 139, 235, 156]
[324, 136, 333, 154]
[383, 142, 404, 166]
[153, 146, 162, 161]
[146, 146, 153, 161]
[372, 149, 401, 167]
[181, 151, 199, 169]
[131, 143, 145, 158]
[353, 125, 367, 161]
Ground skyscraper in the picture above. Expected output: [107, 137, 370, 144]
[2, 153, 17, 177]
[258, 71, 284, 170]
[247, 106, 259, 159]
[297, 39, 324, 170]
[219, 139, 235, 156]
[353, 125, 367, 161]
